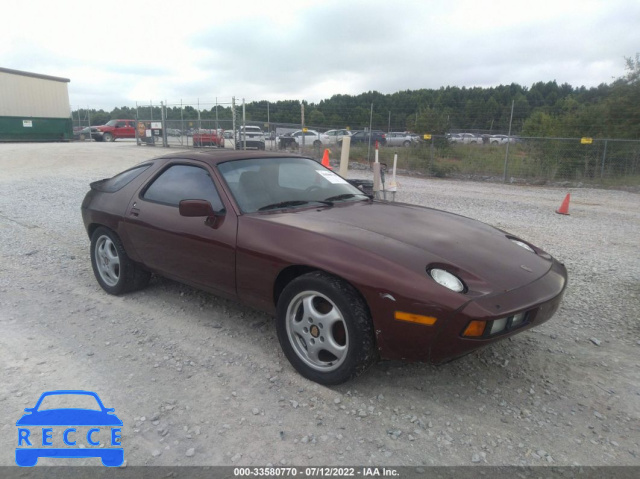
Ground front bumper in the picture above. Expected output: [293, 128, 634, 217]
[429, 259, 568, 363]
[373, 259, 568, 363]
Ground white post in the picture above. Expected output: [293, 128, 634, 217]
[388, 153, 398, 202]
[372, 141, 381, 197]
[339, 136, 351, 178]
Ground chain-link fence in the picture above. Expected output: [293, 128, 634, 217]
[367, 136, 640, 186]
[71, 99, 639, 187]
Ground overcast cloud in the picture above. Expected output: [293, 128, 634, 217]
[1, 0, 638, 110]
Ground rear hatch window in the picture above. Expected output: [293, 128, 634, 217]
[91, 164, 152, 192]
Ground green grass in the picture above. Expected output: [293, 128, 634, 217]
[336, 143, 639, 187]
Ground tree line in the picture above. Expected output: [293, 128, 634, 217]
[73, 55, 639, 140]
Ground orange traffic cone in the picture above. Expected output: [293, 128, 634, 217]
[556, 193, 570, 215]
[321, 149, 332, 169]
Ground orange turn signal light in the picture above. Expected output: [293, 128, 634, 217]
[463, 320, 486, 337]
[394, 311, 437, 326]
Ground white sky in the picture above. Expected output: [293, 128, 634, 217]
[2, 0, 638, 109]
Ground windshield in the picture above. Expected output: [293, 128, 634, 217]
[104, 120, 118, 127]
[218, 157, 366, 213]
[36, 394, 102, 411]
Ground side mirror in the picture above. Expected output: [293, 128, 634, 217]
[179, 199, 217, 217]
[24, 408, 34, 413]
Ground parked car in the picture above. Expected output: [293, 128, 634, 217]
[81, 151, 567, 385]
[278, 130, 330, 149]
[324, 129, 352, 145]
[166, 128, 182, 137]
[291, 130, 331, 147]
[386, 132, 419, 147]
[277, 132, 297, 149]
[448, 133, 482, 145]
[192, 129, 225, 148]
[340, 130, 387, 146]
[489, 134, 517, 145]
[235, 126, 266, 150]
[73, 126, 91, 141]
[91, 120, 136, 142]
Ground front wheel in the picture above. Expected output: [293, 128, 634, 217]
[103, 132, 114, 142]
[403, 140, 411, 147]
[90, 227, 150, 295]
[276, 272, 377, 385]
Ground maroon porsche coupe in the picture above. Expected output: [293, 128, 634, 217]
[81, 151, 567, 385]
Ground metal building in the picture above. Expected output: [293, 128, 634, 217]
[0, 67, 72, 141]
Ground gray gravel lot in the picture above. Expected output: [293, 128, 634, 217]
[0, 141, 639, 467]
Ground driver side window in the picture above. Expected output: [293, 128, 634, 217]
[143, 164, 223, 211]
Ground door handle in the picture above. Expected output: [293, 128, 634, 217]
[130, 207, 140, 217]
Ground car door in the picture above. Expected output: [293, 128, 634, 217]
[124, 121, 136, 138]
[123, 161, 237, 298]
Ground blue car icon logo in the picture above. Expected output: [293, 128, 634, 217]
[16, 390, 123, 467]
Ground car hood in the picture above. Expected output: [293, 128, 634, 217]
[16, 410, 123, 426]
[254, 201, 553, 294]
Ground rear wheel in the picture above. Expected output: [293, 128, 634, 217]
[276, 272, 377, 385]
[90, 227, 150, 295]
[313, 140, 322, 147]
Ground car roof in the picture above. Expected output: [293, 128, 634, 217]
[156, 150, 311, 166]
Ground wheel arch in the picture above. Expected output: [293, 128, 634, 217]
[273, 265, 374, 323]
[87, 222, 101, 239]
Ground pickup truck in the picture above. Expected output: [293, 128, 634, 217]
[193, 129, 225, 148]
[91, 119, 136, 142]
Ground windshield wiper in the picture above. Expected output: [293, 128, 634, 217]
[258, 200, 333, 211]
[323, 193, 372, 202]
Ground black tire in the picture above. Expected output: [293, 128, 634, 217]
[403, 140, 411, 147]
[276, 271, 377, 385]
[90, 226, 150, 295]
[313, 140, 322, 148]
[103, 132, 114, 142]
[79, 133, 86, 141]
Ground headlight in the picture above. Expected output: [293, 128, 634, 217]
[429, 268, 465, 293]
[510, 239, 535, 253]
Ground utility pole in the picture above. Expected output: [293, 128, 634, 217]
[388, 110, 391, 133]
[242, 98, 246, 150]
[232, 96, 236, 149]
[503, 100, 515, 182]
[367, 103, 373, 165]
[301, 101, 305, 152]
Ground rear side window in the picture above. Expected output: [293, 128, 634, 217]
[143, 164, 223, 210]
[97, 164, 151, 192]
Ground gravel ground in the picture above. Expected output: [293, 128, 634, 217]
[0, 141, 639, 467]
